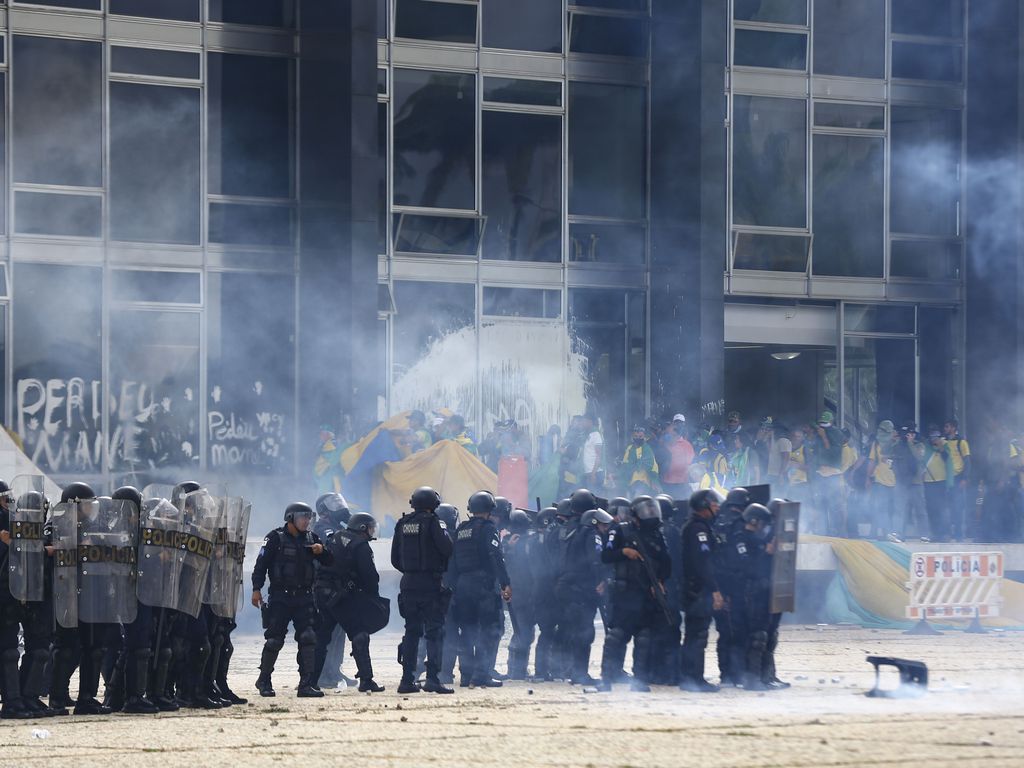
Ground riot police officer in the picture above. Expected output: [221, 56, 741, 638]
[0, 479, 33, 719]
[729, 503, 774, 691]
[503, 509, 539, 680]
[251, 502, 332, 697]
[679, 489, 725, 693]
[762, 500, 791, 690]
[314, 513, 387, 693]
[597, 496, 670, 692]
[714, 486, 752, 686]
[532, 507, 560, 681]
[313, 493, 352, 689]
[648, 494, 681, 685]
[435, 503, 461, 684]
[452, 491, 512, 687]
[391, 487, 454, 694]
[553, 489, 605, 686]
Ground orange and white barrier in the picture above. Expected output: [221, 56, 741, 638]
[906, 551, 1004, 620]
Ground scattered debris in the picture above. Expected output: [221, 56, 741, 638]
[31, 729, 50, 740]
[865, 656, 928, 699]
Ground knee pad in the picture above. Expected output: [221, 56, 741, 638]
[265, 636, 285, 654]
[296, 628, 317, 648]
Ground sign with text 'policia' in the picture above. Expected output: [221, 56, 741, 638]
[906, 551, 1004, 619]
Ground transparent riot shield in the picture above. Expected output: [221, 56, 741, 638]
[137, 498, 184, 610]
[770, 501, 801, 614]
[8, 481, 47, 602]
[142, 483, 176, 503]
[78, 498, 138, 625]
[50, 502, 79, 628]
[213, 498, 251, 619]
[203, 497, 231, 609]
[176, 489, 217, 618]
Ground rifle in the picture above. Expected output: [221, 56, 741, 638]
[630, 526, 674, 625]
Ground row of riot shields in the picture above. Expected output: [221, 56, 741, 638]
[7, 475, 250, 629]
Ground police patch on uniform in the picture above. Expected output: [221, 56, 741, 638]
[697, 532, 708, 543]
[491, 538, 499, 547]
[737, 542, 747, 555]
[402, 523, 421, 535]
[439, 521, 447, 530]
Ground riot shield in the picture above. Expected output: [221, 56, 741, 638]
[213, 498, 251, 619]
[770, 500, 800, 614]
[176, 489, 217, 618]
[78, 498, 138, 625]
[9, 484, 47, 602]
[203, 496, 231, 609]
[50, 502, 79, 628]
[142, 483, 176, 503]
[137, 498, 184, 609]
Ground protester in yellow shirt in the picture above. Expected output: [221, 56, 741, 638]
[922, 428, 953, 542]
[943, 420, 972, 540]
[866, 420, 897, 539]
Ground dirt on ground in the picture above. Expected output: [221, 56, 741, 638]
[2, 625, 1023, 767]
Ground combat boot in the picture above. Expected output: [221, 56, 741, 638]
[0, 649, 32, 719]
[422, 678, 454, 694]
[397, 676, 421, 694]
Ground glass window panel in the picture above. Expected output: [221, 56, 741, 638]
[482, 112, 561, 263]
[483, 0, 561, 53]
[111, 47, 201, 79]
[208, 53, 293, 198]
[393, 280, 476, 374]
[378, 0, 388, 38]
[15, 192, 101, 238]
[12, 36, 102, 187]
[111, 83, 201, 245]
[209, 202, 293, 247]
[109, 310, 200, 472]
[891, 0, 963, 38]
[892, 41, 962, 82]
[378, 283, 396, 314]
[483, 287, 561, 319]
[483, 77, 562, 107]
[207, 272, 295, 473]
[814, 102, 884, 130]
[812, 134, 884, 277]
[378, 101, 388, 254]
[395, 0, 476, 44]
[890, 240, 961, 280]
[393, 69, 475, 210]
[110, 0, 200, 21]
[572, 0, 648, 10]
[17, 0, 99, 8]
[732, 232, 809, 271]
[209, 0, 295, 27]
[845, 304, 916, 333]
[111, 270, 201, 304]
[734, 29, 806, 69]
[812, 0, 884, 78]
[570, 222, 645, 264]
[394, 213, 482, 256]
[13, 263, 102, 475]
[569, 82, 645, 219]
[732, 96, 806, 228]
[734, 0, 806, 25]
[842, 337, 916, 440]
[891, 107, 961, 237]
[569, 14, 648, 58]
[0, 74, 5, 234]
[378, 68, 388, 96]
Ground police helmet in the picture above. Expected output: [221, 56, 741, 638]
[347, 512, 378, 539]
[689, 488, 724, 513]
[410, 486, 441, 511]
[468, 490, 497, 516]
[316, 492, 350, 523]
[61, 482, 96, 503]
[655, 494, 675, 520]
[768, 498, 786, 515]
[493, 496, 513, 521]
[580, 508, 613, 528]
[508, 509, 531, 534]
[742, 503, 773, 526]
[555, 499, 572, 519]
[17, 491, 47, 513]
[112, 485, 143, 509]
[284, 502, 314, 523]
[632, 495, 662, 521]
[171, 481, 202, 506]
[0, 480, 9, 495]
[723, 487, 751, 511]
[569, 488, 598, 516]
[537, 507, 557, 529]
[435, 503, 459, 530]
[607, 497, 632, 518]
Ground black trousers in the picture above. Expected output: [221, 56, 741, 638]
[680, 612, 713, 683]
[452, 580, 503, 684]
[398, 588, 448, 682]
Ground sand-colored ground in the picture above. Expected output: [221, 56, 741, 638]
[2, 625, 1023, 767]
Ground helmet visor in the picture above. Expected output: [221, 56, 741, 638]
[633, 499, 661, 521]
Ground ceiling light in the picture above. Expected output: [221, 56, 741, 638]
[771, 351, 801, 361]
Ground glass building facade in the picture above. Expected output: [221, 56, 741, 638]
[0, 0, 1019, 494]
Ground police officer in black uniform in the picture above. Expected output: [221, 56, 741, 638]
[313, 492, 351, 690]
[553, 489, 605, 686]
[391, 486, 454, 694]
[714, 486, 751, 686]
[314, 512, 386, 693]
[761, 499, 790, 690]
[503, 509, 539, 680]
[531, 506, 558, 681]
[597, 496, 670, 692]
[435, 503, 461, 684]
[679, 489, 725, 693]
[452, 491, 512, 687]
[0, 480, 34, 719]
[647, 494, 681, 685]
[728, 503, 774, 691]
[251, 502, 332, 698]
